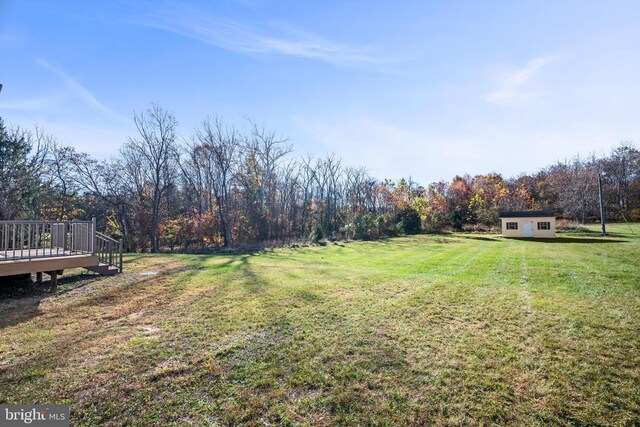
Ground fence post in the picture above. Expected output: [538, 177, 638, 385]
[118, 238, 123, 273]
[92, 217, 97, 255]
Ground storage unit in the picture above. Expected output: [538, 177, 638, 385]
[499, 211, 556, 238]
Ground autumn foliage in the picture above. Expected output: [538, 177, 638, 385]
[1, 111, 639, 252]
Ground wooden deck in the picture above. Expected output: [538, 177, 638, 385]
[0, 219, 123, 288]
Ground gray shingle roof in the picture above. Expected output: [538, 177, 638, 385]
[499, 211, 555, 218]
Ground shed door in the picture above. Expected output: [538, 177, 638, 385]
[522, 221, 534, 237]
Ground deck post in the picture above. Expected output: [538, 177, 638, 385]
[92, 217, 97, 255]
[50, 271, 57, 291]
[36, 272, 43, 284]
[119, 238, 123, 273]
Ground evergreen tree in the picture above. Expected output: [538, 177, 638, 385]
[0, 117, 40, 219]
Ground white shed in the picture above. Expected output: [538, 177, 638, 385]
[499, 211, 556, 238]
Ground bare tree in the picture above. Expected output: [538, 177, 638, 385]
[602, 142, 640, 216]
[69, 150, 133, 245]
[121, 104, 179, 252]
[549, 155, 599, 223]
[313, 154, 342, 236]
[47, 141, 79, 219]
[244, 120, 292, 240]
[300, 154, 317, 236]
[193, 117, 239, 247]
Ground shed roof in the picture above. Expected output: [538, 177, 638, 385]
[499, 211, 555, 218]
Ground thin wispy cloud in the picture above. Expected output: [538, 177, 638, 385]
[486, 55, 558, 103]
[0, 96, 61, 111]
[136, 5, 388, 66]
[35, 58, 127, 121]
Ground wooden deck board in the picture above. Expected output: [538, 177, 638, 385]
[0, 254, 99, 277]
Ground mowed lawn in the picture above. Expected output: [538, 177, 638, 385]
[1, 224, 639, 426]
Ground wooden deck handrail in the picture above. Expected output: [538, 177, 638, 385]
[95, 232, 122, 270]
[0, 220, 93, 225]
[96, 231, 118, 244]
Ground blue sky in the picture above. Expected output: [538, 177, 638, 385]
[1, 0, 639, 183]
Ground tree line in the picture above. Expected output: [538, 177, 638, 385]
[1, 105, 639, 252]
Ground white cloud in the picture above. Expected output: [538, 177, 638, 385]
[34, 58, 127, 122]
[136, 6, 388, 66]
[486, 55, 558, 103]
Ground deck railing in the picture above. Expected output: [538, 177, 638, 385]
[0, 218, 122, 272]
[96, 232, 123, 273]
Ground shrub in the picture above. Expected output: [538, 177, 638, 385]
[352, 214, 377, 240]
[395, 207, 421, 234]
[450, 208, 465, 231]
[160, 218, 184, 252]
[309, 223, 324, 242]
[376, 213, 398, 237]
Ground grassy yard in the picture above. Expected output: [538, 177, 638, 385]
[1, 224, 639, 426]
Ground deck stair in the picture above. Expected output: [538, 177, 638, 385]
[86, 263, 120, 276]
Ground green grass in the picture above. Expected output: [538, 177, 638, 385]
[1, 223, 639, 426]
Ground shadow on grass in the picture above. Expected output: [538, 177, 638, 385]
[458, 235, 502, 242]
[558, 227, 601, 234]
[0, 260, 209, 329]
[0, 273, 104, 329]
[122, 254, 149, 264]
[122, 249, 268, 266]
[198, 253, 270, 291]
[236, 255, 271, 294]
[371, 234, 456, 245]
[511, 237, 627, 244]
[0, 272, 100, 298]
